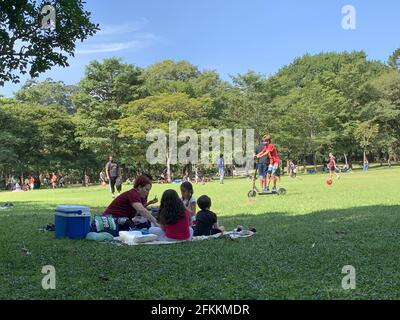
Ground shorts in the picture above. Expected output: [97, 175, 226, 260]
[329, 166, 335, 172]
[268, 163, 279, 175]
[257, 163, 268, 178]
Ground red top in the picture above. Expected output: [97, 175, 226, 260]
[261, 143, 280, 163]
[328, 156, 336, 167]
[29, 177, 34, 184]
[51, 175, 57, 183]
[165, 209, 191, 240]
[103, 188, 147, 219]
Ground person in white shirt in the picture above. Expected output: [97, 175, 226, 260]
[180, 181, 197, 227]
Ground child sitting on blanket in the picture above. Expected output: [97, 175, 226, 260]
[180, 181, 197, 227]
[149, 189, 193, 241]
[193, 195, 225, 236]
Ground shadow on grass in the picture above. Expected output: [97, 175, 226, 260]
[1, 200, 399, 237]
[1, 202, 399, 299]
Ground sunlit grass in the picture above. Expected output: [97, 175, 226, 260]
[1, 167, 399, 299]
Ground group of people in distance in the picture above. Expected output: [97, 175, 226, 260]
[102, 175, 224, 242]
[253, 134, 343, 188]
[100, 137, 349, 242]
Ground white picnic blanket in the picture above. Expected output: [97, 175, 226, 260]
[115, 230, 255, 246]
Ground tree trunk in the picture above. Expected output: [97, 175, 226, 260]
[344, 154, 348, 166]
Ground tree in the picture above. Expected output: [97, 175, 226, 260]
[15, 78, 79, 113]
[364, 70, 400, 161]
[78, 58, 145, 105]
[0, 98, 37, 184]
[388, 48, 400, 70]
[117, 93, 210, 182]
[272, 51, 386, 165]
[274, 81, 347, 170]
[73, 58, 146, 163]
[143, 60, 228, 127]
[223, 71, 280, 139]
[0, 97, 99, 186]
[0, 0, 98, 85]
[354, 122, 379, 162]
[143, 60, 201, 96]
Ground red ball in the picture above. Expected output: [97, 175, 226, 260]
[326, 178, 333, 185]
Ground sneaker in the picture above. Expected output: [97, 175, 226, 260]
[235, 225, 243, 232]
[46, 223, 55, 231]
[264, 188, 270, 193]
[0, 203, 13, 209]
[272, 187, 277, 193]
[112, 195, 116, 199]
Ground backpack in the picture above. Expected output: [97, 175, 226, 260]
[90, 215, 119, 237]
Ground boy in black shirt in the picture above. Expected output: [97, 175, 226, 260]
[194, 195, 224, 236]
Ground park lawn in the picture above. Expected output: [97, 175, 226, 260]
[0, 167, 399, 299]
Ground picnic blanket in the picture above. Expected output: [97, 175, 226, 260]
[114, 230, 255, 246]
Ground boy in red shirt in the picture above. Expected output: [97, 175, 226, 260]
[256, 135, 281, 193]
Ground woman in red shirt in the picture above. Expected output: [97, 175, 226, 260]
[103, 175, 159, 230]
[149, 189, 193, 241]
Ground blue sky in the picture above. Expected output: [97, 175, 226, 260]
[2, 0, 400, 97]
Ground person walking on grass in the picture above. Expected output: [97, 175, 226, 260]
[105, 155, 121, 199]
[328, 153, 340, 180]
[363, 158, 369, 171]
[28, 176, 35, 190]
[50, 172, 57, 189]
[217, 154, 225, 184]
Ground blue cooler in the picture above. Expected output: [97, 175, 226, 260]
[55, 205, 91, 239]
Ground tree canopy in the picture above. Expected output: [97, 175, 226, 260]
[0, 0, 98, 85]
[1, 51, 400, 185]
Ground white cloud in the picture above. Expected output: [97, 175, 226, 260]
[76, 39, 151, 54]
[97, 19, 148, 36]
[75, 19, 157, 55]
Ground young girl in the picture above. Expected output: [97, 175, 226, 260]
[149, 189, 193, 241]
[328, 153, 340, 180]
[51, 173, 57, 189]
[180, 181, 197, 227]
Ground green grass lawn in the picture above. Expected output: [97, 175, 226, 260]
[1, 167, 400, 299]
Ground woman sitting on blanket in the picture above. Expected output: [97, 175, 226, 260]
[149, 189, 193, 241]
[103, 175, 159, 230]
